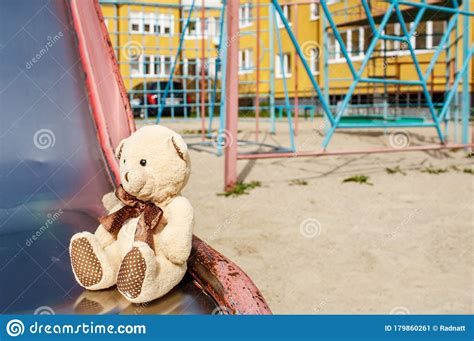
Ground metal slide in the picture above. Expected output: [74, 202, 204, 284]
[0, 0, 270, 315]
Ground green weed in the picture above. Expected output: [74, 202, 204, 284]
[343, 175, 373, 186]
[218, 181, 261, 197]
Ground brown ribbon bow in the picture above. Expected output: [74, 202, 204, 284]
[98, 185, 163, 249]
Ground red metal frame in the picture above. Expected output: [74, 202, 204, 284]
[255, 0, 261, 142]
[237, 143, 474, 160]
[188, 237, 271, 314]
[70, 0, 135, 183]
[224, 0, 240, 191]
[293, 3, 299, 136]
[72, 0, 270, 315]
[201, 1, 207, 141]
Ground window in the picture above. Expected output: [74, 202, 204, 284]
[384, 23, 400, 52]
[431, 21, 445, 48]
[212, 17, 220, 37]
[162, 56, 171, 76]
[209, 17, 220, 43]
[239, 49, 254, 73]
[154, 57, 162, 77]
[156, 14, 174, 35]
[206, 58, 216, 78]
[143, 13, 153, 33]
[131, 55, 171, 77]
[187, 19, 198, 37]
[309, 48, 319, 75]
[415, 22, 428, 49]
[328, 32, 338, 60]
[196, 59, 210, 77]
[350, 29, 358, 56]
[339, 31, 347, 58]
[130, 12, 141, 33]
[328, 28, 366, 61]
[151, 55, 171, 76]
[408, 22, 416, 48]
[239, 4, 252, 28]
[363, 27, 372, 52]
[310, 3, 319, 20]
[130, 53, 140, 76]
[185, 17, 211, 38]
[350, 28, 364, 57]
[144, 55, 152, 75]
[184, 58, 197, 76]
[276, 5, 291, 28]
[129, 12, 174, 35]
[276, 53, 291, 78]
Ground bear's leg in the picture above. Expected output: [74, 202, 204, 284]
[70, 228, 118, 290]
[116, 241, 185, 303]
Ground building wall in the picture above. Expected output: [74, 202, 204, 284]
[100, 0, 473, 104]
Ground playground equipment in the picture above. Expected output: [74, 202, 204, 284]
[0, 0, 270, 314]
[224, 0, 474, 190]
[100, 0, 473, 190]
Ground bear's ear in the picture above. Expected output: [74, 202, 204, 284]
[170, 135, 187, 162]
[115, 138, 127, 160]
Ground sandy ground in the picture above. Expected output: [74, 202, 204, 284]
[139, 118, 473, 314]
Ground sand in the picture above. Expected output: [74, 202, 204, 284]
[138, 119, 473, 314]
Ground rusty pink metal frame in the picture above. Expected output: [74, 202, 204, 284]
[72, 0, 270, 315]
[201, 0, 207, 141]
[70, 0, 135, 183]
[189, 237, 271, 314]
[224, 0, 240, 191]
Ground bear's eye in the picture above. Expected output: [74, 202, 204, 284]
[123, 159, 126, 164]
[140, 159, 147, 167]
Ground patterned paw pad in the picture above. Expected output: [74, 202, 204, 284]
[70, 237, 103, 287]
[117, 247, 146, 299]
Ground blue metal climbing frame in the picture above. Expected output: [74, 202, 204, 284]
[272, 0, 473, 150]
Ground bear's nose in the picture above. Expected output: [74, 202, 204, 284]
[124, 172, 129, 182]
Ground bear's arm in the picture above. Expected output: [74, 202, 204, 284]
[102, 191, 121, 212]
[158, 196, 194, 266]
[95, 195, 125, 247]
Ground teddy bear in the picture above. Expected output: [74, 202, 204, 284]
[69, 125, 194, 304]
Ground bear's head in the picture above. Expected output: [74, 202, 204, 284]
[115, 125, 190, 204]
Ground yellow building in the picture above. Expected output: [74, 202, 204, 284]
[100, 0, 473, 114]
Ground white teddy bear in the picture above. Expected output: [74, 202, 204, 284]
[70, 125, 194, 304]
